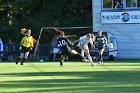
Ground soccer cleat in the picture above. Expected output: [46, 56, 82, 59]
[82, 59, 89, 62]
[99, 60, 103, 64]
[16, 61, 18, 65]
[20, 63, 23, 65]
[91, 63, 96, 66]
[60, 60, 63, 67]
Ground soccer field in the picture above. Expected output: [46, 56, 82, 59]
[0, 60, 140, 93]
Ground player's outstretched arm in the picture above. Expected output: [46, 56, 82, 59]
[67, 38, 74, 46]
[73, 39, 80, 44]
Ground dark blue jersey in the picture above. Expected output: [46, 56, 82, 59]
[53, 39, 59, 49]
[57, 37, 69, 49]
[95, 35, 106, 46]
[57, 37, 72, 55]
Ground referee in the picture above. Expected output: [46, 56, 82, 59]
[16, 29, 33, 65]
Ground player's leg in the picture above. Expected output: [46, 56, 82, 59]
[81, 49, 85, 57]
[16, 46, 24, 64]
[98, 48, 104, 64]
[20, 51, 30, 65]
[16, 53, 24, 64]
[78, 45, 89, 61]
[59, 49, 67, 67]
[60, 55, 65, 67]
[78, 43, 85, 57]
[84, 45, 96, 66]
[70, 49, 88, 62]
[52, 48, 59, 62]
[67, 46, 86, 61]
[52, 54, 56, 62]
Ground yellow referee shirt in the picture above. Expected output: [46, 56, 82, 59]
[20, 36, 33, 48]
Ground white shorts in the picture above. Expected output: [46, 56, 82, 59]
[77, 41, 82, 46]
[53, 48, 60, 54]
[78, 44, 89, 50]
[82, 44, 88, 49]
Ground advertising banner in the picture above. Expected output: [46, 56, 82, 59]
[101, 11, 140, 23]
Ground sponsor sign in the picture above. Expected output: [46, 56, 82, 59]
[101, 11, 140, 23]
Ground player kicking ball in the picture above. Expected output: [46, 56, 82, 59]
[74, 33, 96, 66]
[54, 28, 87, 67]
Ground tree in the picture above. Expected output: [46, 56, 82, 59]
[0, 0, 92, 43]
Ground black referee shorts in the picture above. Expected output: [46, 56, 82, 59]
[21, 46, 30, 53]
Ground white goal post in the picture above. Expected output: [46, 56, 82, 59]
[34, 26, 93, 58]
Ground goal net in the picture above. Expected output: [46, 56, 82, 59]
[34, 26, 93, 61]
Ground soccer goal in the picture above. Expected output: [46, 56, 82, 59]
[34, 26, 93, 61]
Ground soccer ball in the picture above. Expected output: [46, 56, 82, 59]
[21, 28, 27, 35]
[107, 43, 113, 49]
[40, 59, 44, 62]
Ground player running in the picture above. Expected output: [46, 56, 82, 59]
[95, 31, 107, 64]
[16, 29, 33, 65]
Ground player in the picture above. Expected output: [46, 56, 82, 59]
[52, 36, 60, 62]
[16, 29, 33, 65]
[76, 33, 96, 66]
[54, 28, 86, 67]
[95, 31, 107, 64]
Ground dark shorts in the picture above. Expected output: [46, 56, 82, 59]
[30, 48, 35, 54]
[21, 46, 30, 53]
[60, 46, 72, 56]
[98, 45, 104, 50]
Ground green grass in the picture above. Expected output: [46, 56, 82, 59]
[0, 60, 140, 93]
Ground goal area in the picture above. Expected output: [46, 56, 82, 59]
[34, 26, 93, 61]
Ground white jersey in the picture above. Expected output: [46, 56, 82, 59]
[78, 35, 93, 45]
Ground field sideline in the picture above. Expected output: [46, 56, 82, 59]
[0, 60, 140, 93]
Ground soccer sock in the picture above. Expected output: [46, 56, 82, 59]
[20, 58, 26, 65]
[87, 55, 94, 64]
[99, 55, 102, 61]
[101, 55, 103, 62]
[78, 54, 85, 60]
[60, 60, 63, 66]
[16, 58, 20, 64]
[81, 50, 85, 57]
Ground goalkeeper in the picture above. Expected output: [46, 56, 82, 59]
[16, 29, 33, 65]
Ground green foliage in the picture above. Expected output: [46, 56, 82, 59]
[0, 0, 92, 43]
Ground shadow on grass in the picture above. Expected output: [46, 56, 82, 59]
[0, 71, 140, 93]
